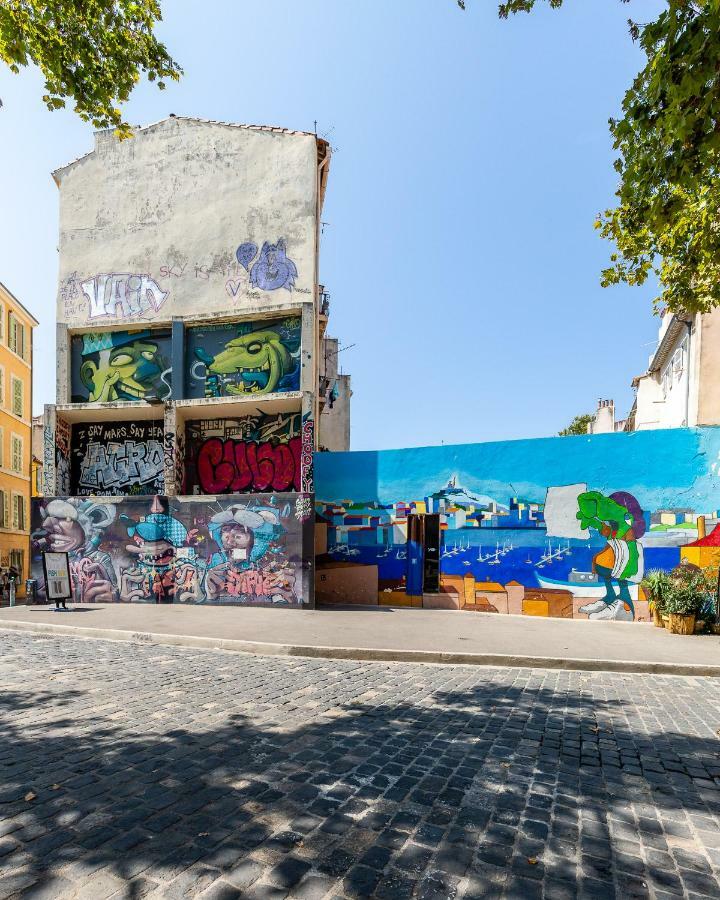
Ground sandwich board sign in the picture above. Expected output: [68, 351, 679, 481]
[42, 552, 72, 601]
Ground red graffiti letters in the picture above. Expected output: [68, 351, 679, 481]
[196, 437, 302, 493]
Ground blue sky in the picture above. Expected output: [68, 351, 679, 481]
[0, 0, 664, 449]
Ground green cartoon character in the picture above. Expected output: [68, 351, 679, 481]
[194, 327, 299, 396]
[576, 490, 645, 622]
[76, 331, 171, 403]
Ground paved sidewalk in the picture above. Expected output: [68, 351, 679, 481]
[1, 604, 719, 674]
[1, 631, 720, 899]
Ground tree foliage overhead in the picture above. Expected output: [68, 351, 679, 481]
[558, 413, 593, 436]
[460, 1, 720, 315]
[0, 1, 181, 137]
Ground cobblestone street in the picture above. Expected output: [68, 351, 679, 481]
[1, 633, 720, 899]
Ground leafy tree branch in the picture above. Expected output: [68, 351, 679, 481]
[459, 1, 720, 314]
[0, 0, 181, 137]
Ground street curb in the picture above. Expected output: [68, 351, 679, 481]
[2, 618, 720, 676]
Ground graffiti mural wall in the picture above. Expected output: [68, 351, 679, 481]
[70, 422, 165, 496]
[185, 317, 301, 399]
[314, 428, 720, 622]
[71, 329, 172, 403]
[184, 411, 301, 495]
[31, 493, 310, 607]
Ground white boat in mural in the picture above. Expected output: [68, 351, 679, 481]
[536, 572, 640, 602]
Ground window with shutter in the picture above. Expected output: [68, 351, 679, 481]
[11, 436, 22, 473]
[11, 377, 22, 418]
[2, 492, 8, 529]
[8, 315, 24, 359]
[0, 367, 4, 405]
[0, 427, 4, 468]
[11, 494, 26, 530]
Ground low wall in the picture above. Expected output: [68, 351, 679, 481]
[31, 493, 313, 607]
[314, 428, 720, 623]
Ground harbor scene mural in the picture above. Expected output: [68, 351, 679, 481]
[314, 428, 720, 621]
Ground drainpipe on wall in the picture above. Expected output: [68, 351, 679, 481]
[683, 320, 692, 427]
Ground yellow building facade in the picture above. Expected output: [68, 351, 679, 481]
[0, 282, 38, 597]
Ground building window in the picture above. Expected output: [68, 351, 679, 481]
[0, 491, 7, 528]
[8, 314, 25, 360]
[11, 376, 23, 418]
[9, 549, 24, 575]
[11, 435, 22, 474]
[0, 427, 3, 468]
[12, 494, 25, 531]
[0, 304, 4, 344]
[0, 367, 4, 406]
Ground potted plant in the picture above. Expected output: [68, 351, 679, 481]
[664, 566, 710, 635]
[642, 569, 672, 627]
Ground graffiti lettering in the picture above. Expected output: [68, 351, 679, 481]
[158, 263, 187, 279]
[225, 279, 244, 297]
[225, 568, 277, 597]
[301, 418, 314, 493]
[81, 274, 168, 320]
[163, 431, 175, 480]
[78, 440, 164, 493]
[196, 437, 302, 494]
[295, 496, 313, 522]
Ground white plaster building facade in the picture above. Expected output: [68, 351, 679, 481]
[35, 116, 352, 609]
[588, 308, 720, 434]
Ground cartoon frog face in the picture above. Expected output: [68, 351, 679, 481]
[206, 329, 292, 395]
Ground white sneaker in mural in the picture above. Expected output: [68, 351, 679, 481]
[578, 599, 608, 616]
[589, 599, 633, 622]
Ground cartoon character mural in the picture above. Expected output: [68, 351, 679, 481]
[32, 498, 117, 602]
[71, 330, 172, 403]
[119, 496, 201, 603]
[203, 504, 297, 603]
[575, 490, 645, 621]
[186, 318, 300, 399]
[31, 493, 309, 607]
[235, 239, 298, 292]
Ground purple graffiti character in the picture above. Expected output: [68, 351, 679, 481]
[249, 239, 298, 292]
[236, 242, 258, 272]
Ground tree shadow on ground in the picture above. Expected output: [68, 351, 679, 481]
[0, 635, 719, 899]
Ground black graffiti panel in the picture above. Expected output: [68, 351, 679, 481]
[70, 422, 165, 496]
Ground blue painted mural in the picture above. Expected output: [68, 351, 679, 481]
[314, 428, 720, 621]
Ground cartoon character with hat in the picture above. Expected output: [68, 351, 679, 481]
[119, 496, 199, 602]
[74, 331, 170, 403]
[204, 503, 291, 601]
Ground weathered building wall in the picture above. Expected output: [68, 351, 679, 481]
[315, 428, 720, 622]
[54, 119, 319, 329]
[31, 492, 313, 607]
